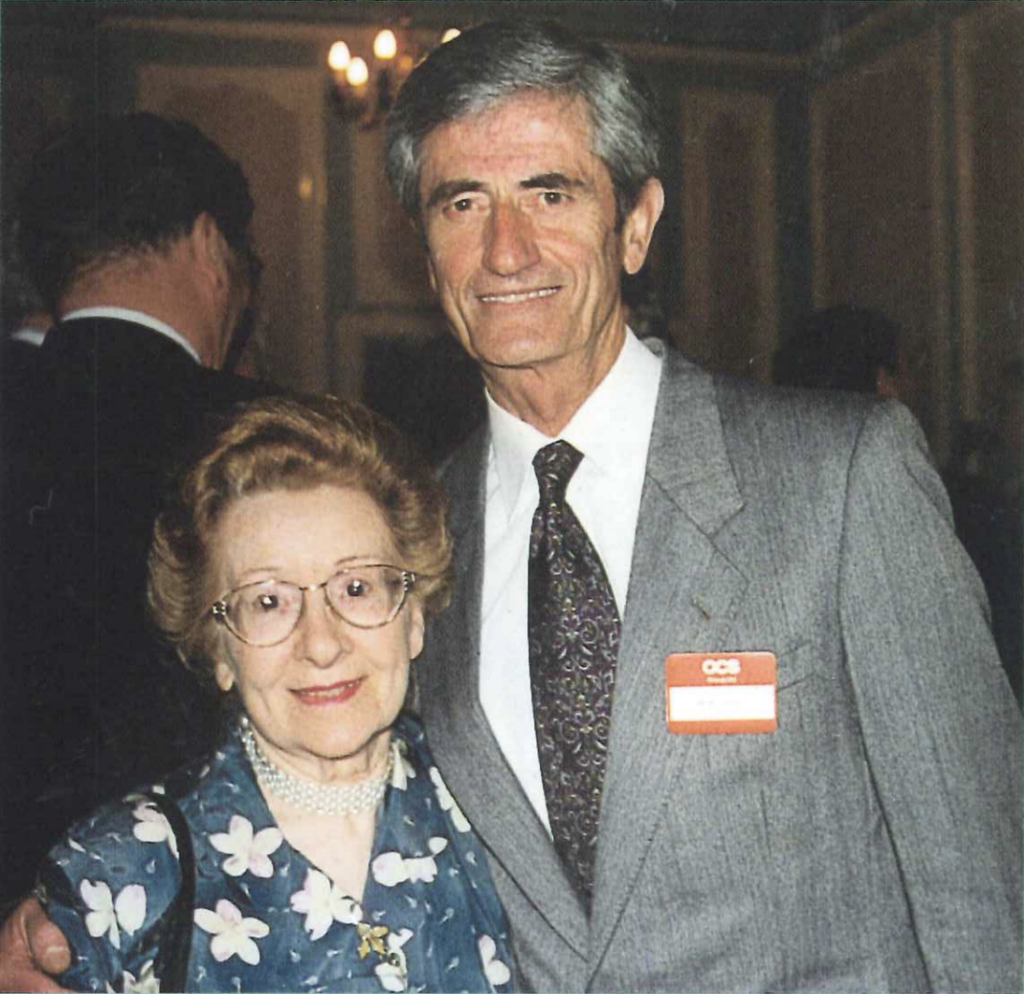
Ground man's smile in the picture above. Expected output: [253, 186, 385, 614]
[477, 286, 561, 304]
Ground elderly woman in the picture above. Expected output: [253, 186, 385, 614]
[34, 395, 515, 993]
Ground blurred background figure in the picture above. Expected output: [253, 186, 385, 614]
[0, 113, 277, 903]
[772, 303, 906, 399]
[945, 358, 1023, 703]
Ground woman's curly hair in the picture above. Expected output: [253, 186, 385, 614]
[147, 394, 452, 683]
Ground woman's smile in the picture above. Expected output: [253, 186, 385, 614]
[291, 677, 364, 707]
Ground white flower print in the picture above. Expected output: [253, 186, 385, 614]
[104, 959, 160, 993]
[407, 837, 448, 883]
[390, 739, 415, 791]
[478, 934, 511, 988]
[374, 928, 413, 992]
[289, 868, 362, 941]
[209, 815, 282, 878]
[371, 852, 408, 888]
[81, 880, 146, 951]
[429, 767, 471, 832]
[194, 899, 269, 966]
[131, 801, 179, 859]
[371, 837, 449, 887]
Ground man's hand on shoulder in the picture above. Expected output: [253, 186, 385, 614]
[0, 897, 71, 992]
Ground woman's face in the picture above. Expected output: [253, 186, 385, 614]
[209, 484, 425, 779]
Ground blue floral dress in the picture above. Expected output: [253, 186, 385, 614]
[38, 714, 515, 993]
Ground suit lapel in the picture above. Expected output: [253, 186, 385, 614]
[421, 428, 589, 954]
[588, 352, 748, 970]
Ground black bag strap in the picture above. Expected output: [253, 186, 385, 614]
[142, 790, 196, 992]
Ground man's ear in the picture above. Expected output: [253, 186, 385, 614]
[622, 178, 665, 276]
[414, 214, 440, 295]
[188, 212, 232, 290]
[426, 253, 438, 295]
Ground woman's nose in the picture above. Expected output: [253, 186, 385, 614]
[294, 592, 352, 665]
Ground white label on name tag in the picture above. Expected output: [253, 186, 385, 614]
[668, 684, 777, 722]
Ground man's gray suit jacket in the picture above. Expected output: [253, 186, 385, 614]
[416, 342, 1022, 993]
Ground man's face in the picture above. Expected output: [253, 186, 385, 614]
[418, 93, 660, 382]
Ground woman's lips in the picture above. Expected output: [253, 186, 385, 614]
[291, 678, 363, 706]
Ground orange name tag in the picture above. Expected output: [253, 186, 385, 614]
[665, 652, 778, 734]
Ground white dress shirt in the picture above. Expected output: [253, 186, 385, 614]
[61, 306, 201, 364]
[479, 330, 663, 830]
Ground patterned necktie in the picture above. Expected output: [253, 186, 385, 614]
[528, 440, 621, 910]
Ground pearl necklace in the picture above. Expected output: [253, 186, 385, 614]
[240, 717, 394, 817]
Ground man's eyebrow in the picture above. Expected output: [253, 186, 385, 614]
[425, 179, 484, 210]
[520, 172, 587, 191]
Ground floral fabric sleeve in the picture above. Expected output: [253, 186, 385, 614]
[37, 791, 183, 993]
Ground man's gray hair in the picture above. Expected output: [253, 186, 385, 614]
[385, 20, 662, 227]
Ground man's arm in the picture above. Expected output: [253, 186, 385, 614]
[0, 897, 70, 993]
[839, 400, 1023, 991]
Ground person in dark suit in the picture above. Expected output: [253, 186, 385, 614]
[0, 113, 275, 904]
[3, 22, 1021, 994]
[0, 227, 53, 389]
[772, 304, 906, 399]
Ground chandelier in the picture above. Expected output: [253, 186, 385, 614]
[328, 26, 460, 129]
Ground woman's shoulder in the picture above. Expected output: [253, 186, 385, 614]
[37, 789, 187, 989]
[45, 786, 185, 876]
[36, 736, 246, 940]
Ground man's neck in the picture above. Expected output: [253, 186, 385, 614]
[482, 330, 627, 437]
[58, 253, 222, 368]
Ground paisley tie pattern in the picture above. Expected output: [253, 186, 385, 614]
[528, 440, 621, 910]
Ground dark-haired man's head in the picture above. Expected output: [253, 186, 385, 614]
[17, 113, 259, 368]
[773, 305, 905, 399]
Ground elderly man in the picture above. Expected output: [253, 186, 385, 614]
[0, 113, 273, 903]
[3, 21, 1021, 993]
[389, 21, 1021, 992]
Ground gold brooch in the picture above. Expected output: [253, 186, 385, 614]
[357, 922, 390, 960]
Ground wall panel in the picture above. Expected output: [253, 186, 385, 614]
[952, 4, 1024, 423]
[676, 89, 778, 382]
[811, 29, 948, 454]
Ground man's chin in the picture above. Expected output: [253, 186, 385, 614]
[457, 325, 563, 370]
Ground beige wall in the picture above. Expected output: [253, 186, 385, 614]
[810, 4, 1023, 461]
[674, 88, 778, 383]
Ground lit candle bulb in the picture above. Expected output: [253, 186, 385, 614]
[328, 40, 351, 71]
[346, 57, 369, 87]
[373, 29, 397, 60]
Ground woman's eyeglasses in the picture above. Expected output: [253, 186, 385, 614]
[210, 564, 415, 647]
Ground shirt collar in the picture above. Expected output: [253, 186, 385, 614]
[486, 329, 663, 520]
[9, 326, 48, 347]
[60, 307, 202, 364]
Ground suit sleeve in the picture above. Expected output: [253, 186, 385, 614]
[838, 400, 1022, 992]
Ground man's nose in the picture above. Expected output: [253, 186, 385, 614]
[483, 202, 540, 275]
